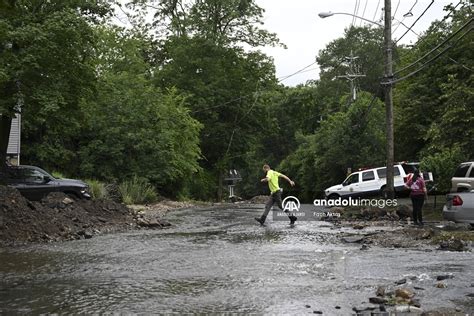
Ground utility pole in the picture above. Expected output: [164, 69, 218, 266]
[383, 0, 395, 199]
[337, 50, 366, 101]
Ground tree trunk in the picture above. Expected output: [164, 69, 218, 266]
[0, 115, 12, 184]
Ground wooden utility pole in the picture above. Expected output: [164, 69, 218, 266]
[383, 0, 395, 199]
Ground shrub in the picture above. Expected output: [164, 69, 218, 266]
[51, 171, 64, 179]
[85, 179, 108, 200]
[119, 176, 158, 205]
[420, 146, 465, 193]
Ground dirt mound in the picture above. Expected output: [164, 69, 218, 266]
[0, 186, 140, 245]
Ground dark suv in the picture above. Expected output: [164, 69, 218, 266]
[5, 165, 91, 201]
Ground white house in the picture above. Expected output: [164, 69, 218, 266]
[7, 114, 21, 165]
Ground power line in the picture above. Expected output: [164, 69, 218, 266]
[352, 0, 359, 26]
[192, 62, 319, 115]
[386, 27, 472, 84]
[372, 0, 381, 22]
[360, 0, 369, 26]
[387, 0, 464, 69]
[277, 61, 318, 82]
[219, 91, 384, 162]
[191, 94, 250, 114]
[393, 17, 473, 75]
[392, 0, 401, 19]
[395, 0, 434, 44]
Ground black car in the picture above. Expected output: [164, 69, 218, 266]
[5, 165, 91, 201]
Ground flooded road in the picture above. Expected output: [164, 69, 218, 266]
[1, 205, 473, 314]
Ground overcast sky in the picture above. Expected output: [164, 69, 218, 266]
[256, 0, 455, 86]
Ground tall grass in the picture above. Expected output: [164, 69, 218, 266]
[85, 179, 108, 200]
[119, 176, 158, 205]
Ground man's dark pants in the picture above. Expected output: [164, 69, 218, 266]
[259, 190, 295, 222]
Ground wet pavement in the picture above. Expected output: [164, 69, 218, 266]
[1, 205, 473, 315]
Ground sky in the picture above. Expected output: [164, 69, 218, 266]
[255, 0, 456, 86]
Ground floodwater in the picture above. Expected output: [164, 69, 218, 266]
[1, 205, 473, 315]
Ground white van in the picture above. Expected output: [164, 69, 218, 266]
[324, 163, 433, 199]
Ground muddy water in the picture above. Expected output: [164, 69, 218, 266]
[1, 205, 473, 315]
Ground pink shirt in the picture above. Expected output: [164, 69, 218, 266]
[406, 176, 426, 196]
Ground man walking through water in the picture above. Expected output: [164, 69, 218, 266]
[255, 164, 297, 226]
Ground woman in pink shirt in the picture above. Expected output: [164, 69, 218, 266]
[404, 170, 427, 226]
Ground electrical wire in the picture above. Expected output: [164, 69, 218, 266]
[215, 90, 384, 161]
[360, 0, 369, 26]
[395, 0, 434, 44]
[191, 61, 319, 115]
[372, 0, 381, 22]
[387, 0, 464, 69]
[393, 17, 473, 75]
[392, 0, 401, 19]
[387, 26, 472, 84]
[352, 0, 359, 26]
[277, 61, 318, 82]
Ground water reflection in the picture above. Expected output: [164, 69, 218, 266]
[1, 206, 473, 314]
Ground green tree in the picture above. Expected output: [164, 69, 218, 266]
[280, 92, 386, 201]
[0, 0, 111, 178]
[145, 0, 281, 199]
[394, 5, 473, 161]
[79, 27, 202, 196]
[317, 26, 387, 100]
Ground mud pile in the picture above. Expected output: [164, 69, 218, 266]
[0, 186, 145, 245]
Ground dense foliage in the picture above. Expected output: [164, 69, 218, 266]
[1, 0, 472, 199]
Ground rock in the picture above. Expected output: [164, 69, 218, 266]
[409, 298, 421, 308]
[342, 236, 365, 243]
[62, 197, 74, 205]
[352, 305, 377, 312]
[312, 311, 322, 314]
[414, 286, 425, 290]
[439, 238, 468, 251]
[305, 305, 311, 308]
[395, 288, 414, 299]
[353, 224, 366, 230]
[395, 305, 422, 312]
[421, 229, 434, 239]
[360, 244, 369, 250]
[84, 231, 93, 239]
[442, 222, 472, 231]
[435, 282, 447, 288]
[395, 278, 407, 285]
[335, 306, 341, 309]
[369, 297, 387, 304]
[147, 219, 163, 228]
[466, 293, 474, 298]
[396, 204, 411, 219]
[376, 286, 386, 297]
[160, 219, 172, 227]
[436, 275, 454, 281]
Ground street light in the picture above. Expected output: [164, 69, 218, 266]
[318, 12, 384, 27]
[318, 11, 418, 37]
[319, 0, 396, 199]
